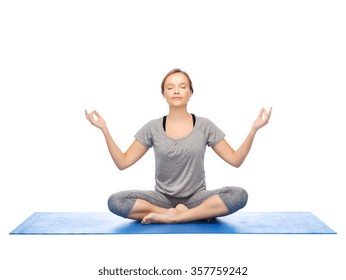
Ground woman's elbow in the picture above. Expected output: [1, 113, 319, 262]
[117, 164, 133, 171]
[232, 162, 242, 168]
[115, 162, 129, 171]
[115, 159, 135, 171]
[229, 159, 243, 168]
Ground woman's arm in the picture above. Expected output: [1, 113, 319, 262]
[85, 110, 149, 170]
[212, 107, 272, 168]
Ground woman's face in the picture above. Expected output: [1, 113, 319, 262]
[162, 72, 192, 107]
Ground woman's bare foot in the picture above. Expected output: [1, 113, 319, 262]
[142, 204, 189, 224]
[175, 203, 189, 213]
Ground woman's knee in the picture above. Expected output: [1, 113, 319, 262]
[235, 186, 248, 204]
[220, 186, 248, 214]
[107, 191, 136, 218]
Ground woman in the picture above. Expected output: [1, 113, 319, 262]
[85, 68, 272, 224]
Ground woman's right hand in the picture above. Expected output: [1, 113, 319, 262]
[85, 109, 107, 131]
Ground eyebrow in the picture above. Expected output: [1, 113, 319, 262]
[165, 82, 188, 87]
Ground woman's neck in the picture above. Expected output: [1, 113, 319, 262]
[167, 106, 190, 121]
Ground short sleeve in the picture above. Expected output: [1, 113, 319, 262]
[134, 121, 154, 148]
[206, 119, 226, 147]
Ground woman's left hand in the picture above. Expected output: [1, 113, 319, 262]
[252, 107, 272, 132]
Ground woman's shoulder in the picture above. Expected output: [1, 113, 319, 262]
[138, 116, 163, 130]
[140, 116, 162, 124]
[194, 115, 217, 126]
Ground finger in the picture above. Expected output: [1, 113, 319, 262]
[86, 110, 96, 124]
[265, 107, 273, 121]
[267, 107, 272, 116]
[258, 107, 265, 119]
[94, 110, 102, 120]
[87, 110, 98, 124]
[85, 109, 92, 122]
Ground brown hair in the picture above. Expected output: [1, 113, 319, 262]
[161, 68, 194, 94]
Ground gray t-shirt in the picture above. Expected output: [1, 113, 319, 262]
[134, 116, 225, 198]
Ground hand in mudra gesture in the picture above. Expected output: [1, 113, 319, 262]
[252, 107, 272, 132]
[85, 110, 107, 131]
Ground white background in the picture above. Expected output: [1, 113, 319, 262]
[1, 0, 345, 279]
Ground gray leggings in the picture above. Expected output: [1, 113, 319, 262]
[108, 186, 248, 218]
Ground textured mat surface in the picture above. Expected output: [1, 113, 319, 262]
[10, 211, 336, 234]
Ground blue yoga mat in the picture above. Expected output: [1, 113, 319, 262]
[10, 211, 336, 235]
